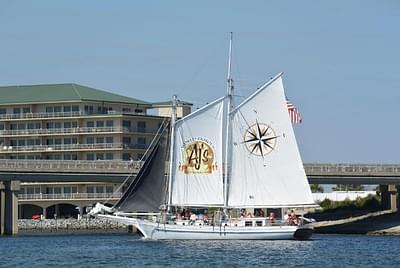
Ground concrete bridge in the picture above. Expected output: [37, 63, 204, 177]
[1, 160, 400, 235]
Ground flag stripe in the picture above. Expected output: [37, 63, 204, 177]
[286, 100, 302, 124]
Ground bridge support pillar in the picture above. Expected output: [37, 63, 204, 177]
[0, 182, 5, 235]
[380, 184, 398, 212]
[4, 181, 20, 235]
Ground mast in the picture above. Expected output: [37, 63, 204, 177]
[224, 32, 233, 212]
[167, 95, 177, 213]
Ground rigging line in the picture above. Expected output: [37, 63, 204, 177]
[173, 37, 227, 98]
[111, 119, 169, 208]
[103, 117, 169, 206]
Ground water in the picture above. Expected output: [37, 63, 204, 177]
[1, 233, 400, 267]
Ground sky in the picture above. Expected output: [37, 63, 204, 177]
[0, 1, 399, 164]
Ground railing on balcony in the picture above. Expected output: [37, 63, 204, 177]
[0, 143, 125, 152]
[0, 127, 161, 136]
[18, 192, 123, 200]
[0, 110, 151, 120]
[0, 143, 151, 153]
[0, 159, 141, 173]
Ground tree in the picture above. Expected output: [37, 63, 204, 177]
[310, 184, 324, 193]
[332, 184, 365, 191]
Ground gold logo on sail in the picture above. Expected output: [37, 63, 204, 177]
[179, 140, 217, 174]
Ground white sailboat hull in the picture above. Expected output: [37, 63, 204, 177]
[100, 215, 311, 240]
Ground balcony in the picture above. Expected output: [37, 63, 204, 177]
[0, 110, 155, 121]
[18, 192, 122, 201]
[0, 143, 125, 153]
[0, 159, 141, 173]
[0, 127, 161, 137]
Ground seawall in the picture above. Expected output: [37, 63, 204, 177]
[18, 218, 128, 233]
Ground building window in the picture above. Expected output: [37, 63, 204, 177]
[84, 105, 94, 114]
[86, 153, 95, 160]
[46, 122, 54, 129]
[137, 137, 146, 146]
[87, 186, 94, 194]
[86, 121, 94, 128]
[63, 106, 71, 112]
[23, 107, 31, 113]
[72, 105, 79, 112]
[134, 109, 143, 113]
[18, 123, 25, 130]
[64, 187, 71, 194]
[54, 122, 62, 129]
[64, 154, 72, 160]
[122, 137, 131, 145]
[122, 153, 131, 161]
[94, 186, 103, 193]
[71, 138, 78, 144]
[122, 107, 131, 113]
[54, 106, 62, 113]
[96, 137, 104, 144]
[105, 153, 113, 160]
[13, 108, 21, 114]
[27, 139, 35, 146]
[137, 121, 146, 132]
[64, 138, 72, 144]
[54, 187, 62, 194]
[0, 108, 6, 114]
[122, 120, 131, 128]
[96, 121, 104, 127]
[54, 139, 62, 145]
[86, 137, 94, 144]
[18, 140, 26, 146]
[106, 120, 113, 127]
[64, 122, 71, 128]
[106, 137, 113, 144]
[96, 153, 104, 160]
[106, 186, 113, 193]
[72, 121, 78, 128]
[46, 107, 53, 113]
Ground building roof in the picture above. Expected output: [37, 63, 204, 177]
[0, 83, 150, 106]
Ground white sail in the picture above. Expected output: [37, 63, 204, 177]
[227, 74, 314, 208]
[171, 97, 225, 207]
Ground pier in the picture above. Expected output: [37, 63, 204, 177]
[1, 161, 400, 235]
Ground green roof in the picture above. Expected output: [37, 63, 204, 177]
[0, 83, 150, 106]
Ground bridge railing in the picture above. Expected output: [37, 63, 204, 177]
[18, 192, 123, 200]
[1, 160, 400, 176]
[304, 163, 400, 176]
[0, 159, 141, 173]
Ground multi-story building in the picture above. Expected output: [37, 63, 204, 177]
[0, 83, 191, 219]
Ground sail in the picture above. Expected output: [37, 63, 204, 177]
[114, 123, 170, 212]
[227, 74, 314, 208]
[171, 97, 225, 207]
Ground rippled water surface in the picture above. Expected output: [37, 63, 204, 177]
[1, 233, 400, 267]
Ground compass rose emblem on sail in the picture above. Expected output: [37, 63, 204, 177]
[243, 121, 278, 156]
[179, 139, 218, 174]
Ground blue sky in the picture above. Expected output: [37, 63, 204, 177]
[0, 1, 399, 163]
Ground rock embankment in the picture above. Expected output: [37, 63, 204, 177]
[19, 218, 128, 233]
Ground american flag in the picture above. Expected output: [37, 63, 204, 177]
[286, 100, 302, 124]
